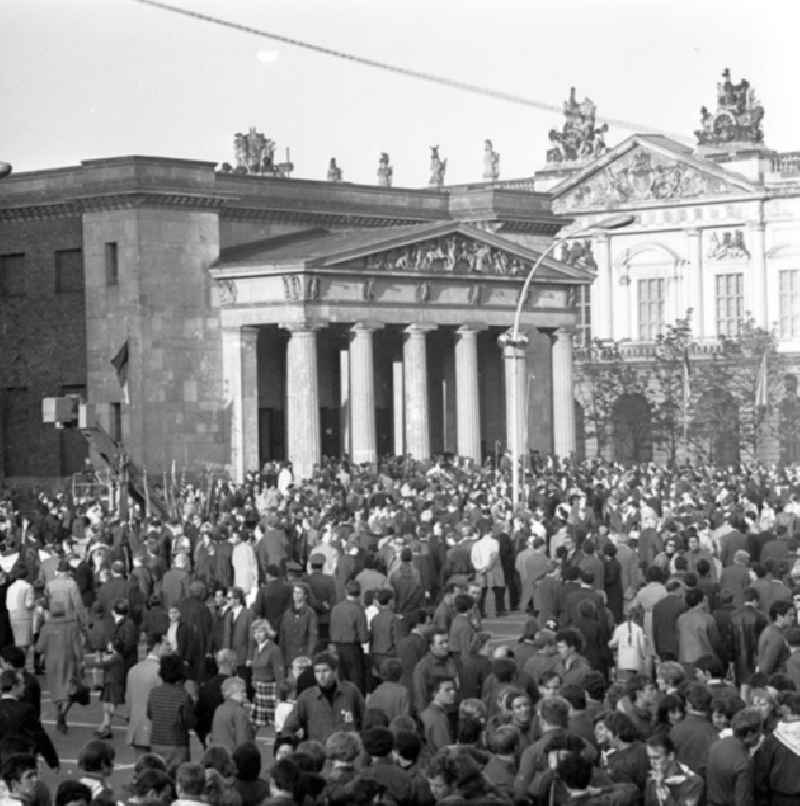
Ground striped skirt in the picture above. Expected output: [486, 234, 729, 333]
[251, 681, 276, 728]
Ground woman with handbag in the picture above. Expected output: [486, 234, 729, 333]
[35, 599, 84, 733]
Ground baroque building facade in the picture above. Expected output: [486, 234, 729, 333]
[526, 72, 800, 466]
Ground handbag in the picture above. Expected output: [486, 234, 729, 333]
[69, 681, 90, 707]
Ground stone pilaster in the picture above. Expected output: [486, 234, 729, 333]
[686, 229, 704, 339]
[592, 234, 612, 339]
[455, 325, 485, 463]
[748, 221, 767, 329]
[222, 326, 259, 483]
[349, 322, 382, 465]
[551, 328, 576, 458]
[284, 322, 322, 481]
[403, 324, 436, 459]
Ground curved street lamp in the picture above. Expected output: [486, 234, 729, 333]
[504, 212, 637, 509]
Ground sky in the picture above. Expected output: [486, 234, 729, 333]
[2, 0, 799, 187]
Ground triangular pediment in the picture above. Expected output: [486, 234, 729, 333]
[551, 134, 761, 213]
[214, 221, 593, 284]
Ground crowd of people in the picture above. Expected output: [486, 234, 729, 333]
[1, 454, 800, 804]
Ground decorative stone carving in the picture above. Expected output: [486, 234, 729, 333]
[232, 127, 276, 174]
[546, 87, 609, 163]
[327, 158, 342, 182]
[377, 153, 393, 187]
[282, 275, 319, 302]
[482, 140, 500, 180]
[695, 68, 765, 146]
[562, 239, 597, 271]
[306, 275, 320, 301]
[216, 278, 237, 305]
[363, 236, 532, 277]
[429, 145, 447, 187]
[708, 230, 750, 260]
[362, 277, 376, 301]
[467, 283, 484, 305]
[416, 281, 431, 303]
[559, 147, 729, 211]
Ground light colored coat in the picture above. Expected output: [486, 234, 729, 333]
[35, 614, 83, 703]
[471, 535, 504, 587]
[125, 654, 161, 747]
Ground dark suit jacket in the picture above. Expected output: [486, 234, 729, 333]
[222, 607, 255, 666]
[252, 580, 292, 631]
[652, 593, 687, 658]
[0, 697, 58, 768]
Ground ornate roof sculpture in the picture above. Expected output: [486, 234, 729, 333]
[220, 127, 294, 177]
[695, 68, 765, 146]
[547, 87, 608, 164]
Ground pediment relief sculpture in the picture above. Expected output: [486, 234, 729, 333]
[558, 148, 729, 211]
[362, 235, 531, 277]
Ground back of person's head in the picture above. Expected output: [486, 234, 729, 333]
[686, 683, 713, 713]
[685, 588, 703, 608]
[324, 731, 362, 765]
[458, 698, 487, 725]
[231, 742, 261, 781]
[393, 730, 421, 765]
[767, 673, 797, 692]
[492, 657, 517, 683]
[454, 593, 473, 614]
[132, 753, 167, 777]
[376, 589, 393, 607]
[646, 566, 663, 583]
[0, 670, 18, 694]
[560, 684, 587, 711]
[582, 670, 607, 702]
[604, 711, 638, 742]
[0, 647, 25, 671]
[556, 753, 592, 790]
[388, 715, 418, 735]
[378, 657, 403, 683]
[456, 715, 483, 745]
[78, 740, 115, 773]
[539, 697, 569, 729]
[487, 724, 520, 755]
[624, 674, 649, 701]
[159, 653, 186, 684]
[361, 727, 394, 758]
[295, 741, 326, 773]
[732, 708, 763, 739]
[657, 661, 686, 689]
[201, 746, 235, 778]
[175, 762, 207, 798]
[564, 566, 580, 582]
[269, 759, 300, 794]
[56, 781, 93, 806]
[344, 580, 360, 598]
[128, 769, 173, 801]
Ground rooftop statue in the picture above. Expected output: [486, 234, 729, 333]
[546, 87, 609, 164]
[377, 152, 393, 187]
[429, 145, 447, 187]
[232, 127, 276, 174]
[482, 139, 500, 180]
[327, 158, 342, 182]
[695, 68, 765, 145]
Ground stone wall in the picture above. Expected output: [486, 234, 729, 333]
[0, 216, 87, 479]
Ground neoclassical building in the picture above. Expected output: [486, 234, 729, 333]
[0, 153, 589, 482]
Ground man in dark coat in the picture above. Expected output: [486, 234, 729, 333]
[706, 709, 762, 806]
[252, 565, 292, 633]
[652, 580, 686, 661]
[0, 670, 59, 770]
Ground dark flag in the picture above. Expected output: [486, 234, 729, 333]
[111, 341, 129, 404]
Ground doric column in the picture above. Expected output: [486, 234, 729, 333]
[686, 229, 704, 339]
[284, 322, 322, 481]
[222, 326, 259, 483]
[349, 322, 382, 465]
[403, 324, 436, 459]
[455, 324, 485, 463]
[339, 350, 350, 457]
[552, 328, 576, 458]
[748, 221, 767, 329]
[592, 234, 612, 339]
[392, 361, 404, 456]
[500, 330, 528, 461]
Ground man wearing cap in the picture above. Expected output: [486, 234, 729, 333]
[45, 560, 86, 629]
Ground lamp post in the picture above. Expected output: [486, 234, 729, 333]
[503, 213, 636, 510]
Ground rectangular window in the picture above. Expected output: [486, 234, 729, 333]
[0, 253, 25, 297]
[715, 273, 744, 337]
[637, 278, 665, 341]
[54, 248, 84, 294]
[575, 285, 592, 348]
[105, 242, 119, 287]
[779, 270, 800, 339]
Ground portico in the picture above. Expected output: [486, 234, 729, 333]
[212, 221, 591, 481]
